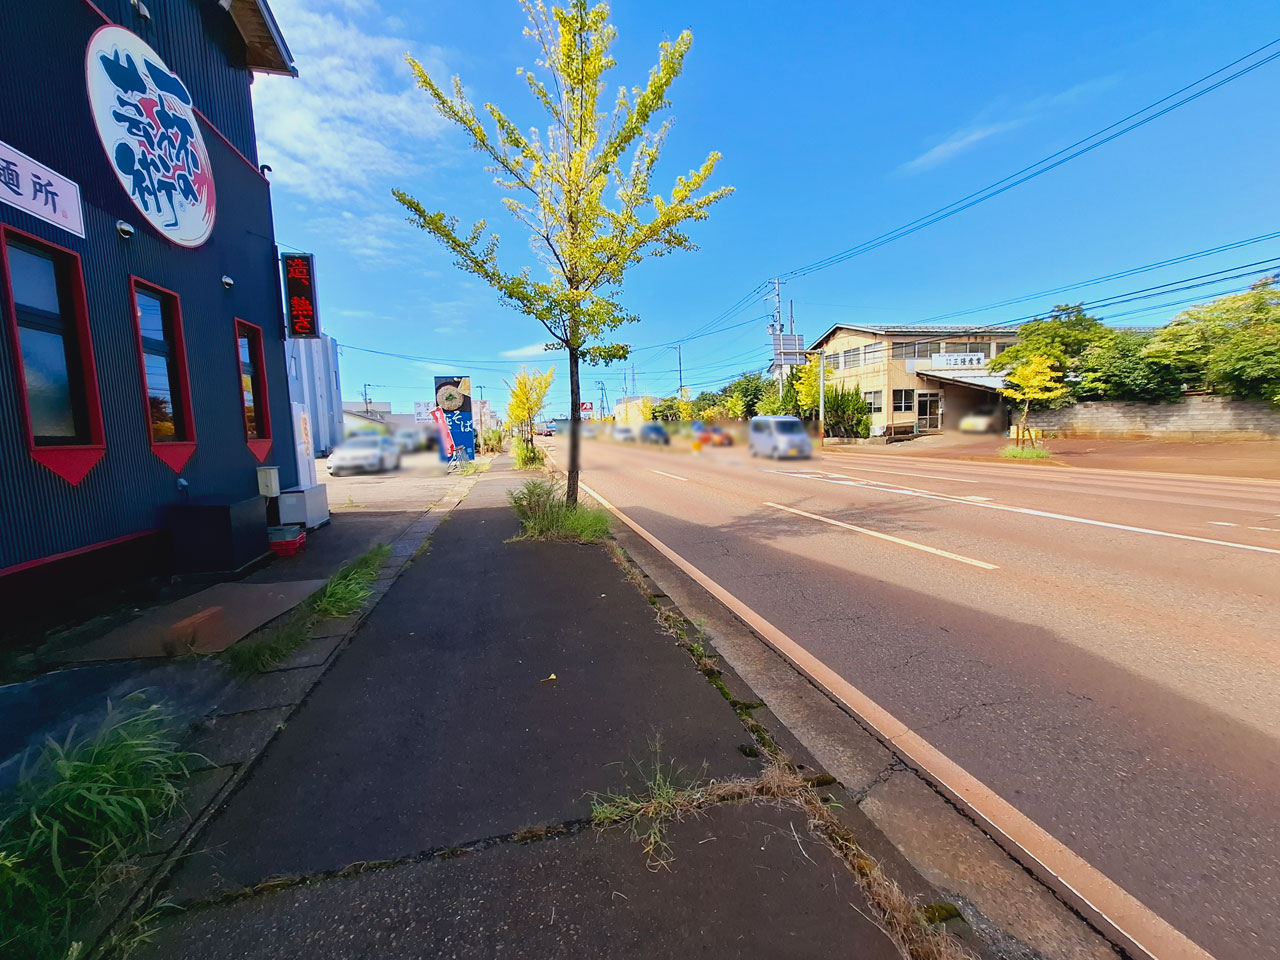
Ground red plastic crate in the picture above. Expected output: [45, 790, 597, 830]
[268, 529, 306, 557]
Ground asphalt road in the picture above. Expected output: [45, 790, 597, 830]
[545, 436, 1280, 960]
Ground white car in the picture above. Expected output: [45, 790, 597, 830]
[394, 428, 422, 452]
[327, 436, 400, 476]
[612, 426, 636, 442]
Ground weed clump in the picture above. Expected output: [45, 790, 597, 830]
[513, 443, 545, 470]
[222, 542, 391, 675]
[999, 444, 1051, 460]
[314, 543, 391, 618]
[0, 698, 190, 960]
[509, 479, 610, 543]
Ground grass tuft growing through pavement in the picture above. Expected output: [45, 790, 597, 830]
[509, 479, 610, 543]
[459, 460, 491, 476]
[513, 443, 545, 470]
[221, 543, 391, 675]
[313, 544, 391, 618]
[999, 444, 1051, 460]
[0, 696, 190, 960]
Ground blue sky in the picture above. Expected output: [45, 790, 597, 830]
[253, 0, 1280, 418]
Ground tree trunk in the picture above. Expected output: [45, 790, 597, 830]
[1020, 400, 1030, 448]
[566, 344, 581, 506]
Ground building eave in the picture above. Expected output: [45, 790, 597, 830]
[229, 0, 297, 77]
[808, 322, 1024, 351]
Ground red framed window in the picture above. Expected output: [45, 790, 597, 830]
[130, 278, 196, 472]
[0, 226, 105, 485]
[235, 318, 272, 462]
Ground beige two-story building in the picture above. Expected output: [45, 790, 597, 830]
[807, 325, 1020, 434]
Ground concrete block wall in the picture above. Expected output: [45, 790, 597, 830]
[1027, 396, 1280, 439]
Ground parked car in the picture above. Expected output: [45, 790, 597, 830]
[612, 425, 637, 442]
[542, 423, 557, 436]
[696, 424, 733, 446]
[959, 408, 1002, 434]
[327, 435, 401, 476]
[394, 428, 422, 452]
[748, 416, 812, 459]
[639, 423, 670, 445]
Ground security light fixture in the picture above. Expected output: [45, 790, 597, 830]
[221, 275, 235, 289]
[116, 220, 135, 239]
[131, 0, 151, 21]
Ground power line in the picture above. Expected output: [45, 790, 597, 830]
[905, 230, 1280, 326]
[778, 38, 1280, 280]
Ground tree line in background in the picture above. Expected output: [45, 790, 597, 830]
[991, 277, 1280, 406]
[646, 363, 874, 437]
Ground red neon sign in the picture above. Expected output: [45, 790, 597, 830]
[282, 253, 320, 338]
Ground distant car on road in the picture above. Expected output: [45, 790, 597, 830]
[542, 423, 557, 436]
[328, 435, 401, 476]
[639, 423, 670, 445]
[959, 408, 1002, 434]
[394, 428, 422, 452]
[612, 425, 637, 442]
[748, 416, 812, 459]
[696, 424, 733, 446]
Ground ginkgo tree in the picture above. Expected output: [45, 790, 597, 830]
[505, 366, 556, 448]
[395, 0, 732, 504]
[1000, 354, 1068, 447]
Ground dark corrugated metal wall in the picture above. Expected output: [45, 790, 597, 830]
[0, 0, 297, 571]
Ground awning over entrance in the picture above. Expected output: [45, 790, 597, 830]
[918, 371, 1005, 393]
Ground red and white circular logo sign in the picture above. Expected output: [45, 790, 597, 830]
[86, 26, 216, 247]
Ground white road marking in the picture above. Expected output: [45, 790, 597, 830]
[650, 469, 689, 482]
[577, 478, 1213, 960]
[764, 501, 999, 570]
[1209, 521, 1237, 527]
[1249, 526, 1280, 532]
[775, 471, 1280, 557]
[817, 459, 981, 483]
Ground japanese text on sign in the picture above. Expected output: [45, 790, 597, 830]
[282, 253, 321, 338]
[0, 140, 85, 237]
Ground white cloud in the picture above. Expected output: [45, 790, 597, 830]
[501, 342, 562, 359]
[253, 0, 449, 202]
[898, 75, 1120, 175]
[900, 120, 1026, 173]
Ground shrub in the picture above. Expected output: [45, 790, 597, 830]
[508, 479, 610, 542]
[479, 428, 505, 454]
[1000, 444, 1052, 460]
[0, 698, 190, 960]
[514, 442, 545, 470]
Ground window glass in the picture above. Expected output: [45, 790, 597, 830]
[842, 348, 858, 368]
[238, 326, 265, 441]
[135, 287, 187, 443]
[863, 390, 883, 413]
[774, 419, 803, 434]
[863, 343, 885, 363]
[7, 241, 88, 445]
[18, 325, 78, 439]
[136, 290, 166, 342]
[893, 389, 915, 412]
[8, 245, 61, 314]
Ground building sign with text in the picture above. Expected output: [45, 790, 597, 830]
[86, 26, 215, 247]
[282, 253, 320, 338]
[0, 140, 85, 237]
[929, 353, 987, 369]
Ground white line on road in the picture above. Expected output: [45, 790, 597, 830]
[1209, 521, 1238, 527]
[817, 459, 981, 483]
[777, 471, 1280, 557]
[764, 501, 1000, 569]
[650, 469, 689, 482]
[577, 478, 1212, 960]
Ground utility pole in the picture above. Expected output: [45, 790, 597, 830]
[675, 344, 683, 393]
[362, 383, 371, 416]
[772, 277, 782, 331]
[789, 299, 795, 335]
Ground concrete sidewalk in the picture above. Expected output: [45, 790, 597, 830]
[134, 464, 919, 958]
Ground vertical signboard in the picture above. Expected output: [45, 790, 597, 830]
[282, 253, 320, 338]
[434, 376, 474, 460]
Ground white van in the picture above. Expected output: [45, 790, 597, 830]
[748, 416, 813, 459]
